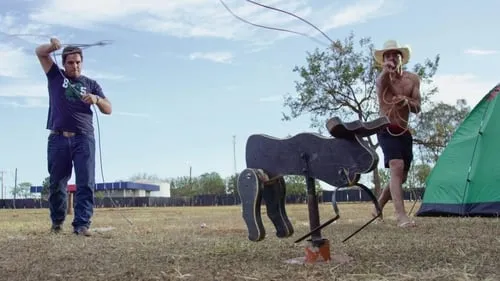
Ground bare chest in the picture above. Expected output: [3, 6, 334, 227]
[391, 74, 414, 96]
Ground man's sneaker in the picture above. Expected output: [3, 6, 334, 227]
[51, 224, 63, 233]
[73, 226, 92, 237]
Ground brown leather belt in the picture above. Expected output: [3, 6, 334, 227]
[51, 130, 76, 137]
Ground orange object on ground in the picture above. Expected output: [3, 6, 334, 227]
[304, 238, 331, 263]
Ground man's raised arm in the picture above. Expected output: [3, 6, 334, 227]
[35, 38, 61, 74]
[376, 60, 397, 97]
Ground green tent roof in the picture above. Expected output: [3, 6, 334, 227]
[416, 83, 500, 217]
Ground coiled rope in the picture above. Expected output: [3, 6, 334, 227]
[380, 56, 413, 136]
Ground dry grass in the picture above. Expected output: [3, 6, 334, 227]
[0, 202, 499, 281]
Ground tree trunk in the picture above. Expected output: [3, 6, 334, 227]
[372, 169, 381, 197]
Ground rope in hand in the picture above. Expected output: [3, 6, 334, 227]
[380, 56, 414, 137]
[219, 0, 333, 47]
[2, 33, 134, 226]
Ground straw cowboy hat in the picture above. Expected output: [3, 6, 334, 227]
[374, 40, 411, 65]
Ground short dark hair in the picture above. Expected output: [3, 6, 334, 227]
[62, 46, 83, 64]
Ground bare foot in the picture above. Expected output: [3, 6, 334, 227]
[398, 221, 417, 228]
[396, 214, 416, 228]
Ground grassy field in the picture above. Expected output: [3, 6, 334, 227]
[0, 202, 499, 281]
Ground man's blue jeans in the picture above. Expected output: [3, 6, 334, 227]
[47, 132, 95, 230]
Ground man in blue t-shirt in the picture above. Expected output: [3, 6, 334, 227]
[35, 37, 113, 236]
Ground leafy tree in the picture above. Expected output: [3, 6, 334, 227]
[197, 172, 226, 195]
[170, 176, 198, 197]
[129, 173, 161, 182]
[404, 163, 432, 189]
[226, 173, 239, 196]
[414, 163, 432, 187]
[281, 32, 440, 195]
[283, 175, 307, 195]
[413, 99, 471, 163]
[11, 182, 31, 199]
[170, 172, 226, 196]
[282, 175, 322, 197]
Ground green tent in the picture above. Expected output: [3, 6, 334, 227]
[416, 83, 500, 217]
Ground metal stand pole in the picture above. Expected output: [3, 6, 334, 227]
[300, 153, 331, 263]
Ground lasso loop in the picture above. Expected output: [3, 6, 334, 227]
[244, 0, 334, 44]
[1, 32, 114, 102]
[1, 32, 114, 55]
[219, 0, 332, 47]
[3, 32, 112, 89]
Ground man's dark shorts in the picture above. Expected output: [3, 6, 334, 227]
[377, 126, 413, 171]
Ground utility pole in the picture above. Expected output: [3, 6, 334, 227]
[0, 170, 4, 200]
[13, 168, 17, 209]
[233, 135, 237, 175]
[232, 135, 239, 199]
[189, 164, 193, 205]
[188, 163, 192, 192]
[189, 165, 192, 183]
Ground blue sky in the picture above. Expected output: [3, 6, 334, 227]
[0, 0, 498, 196]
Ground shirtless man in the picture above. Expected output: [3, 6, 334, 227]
[373, 40, 421, 227]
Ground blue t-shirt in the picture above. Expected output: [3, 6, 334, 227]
[45, 63, 106, 136]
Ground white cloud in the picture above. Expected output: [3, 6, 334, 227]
[26, 0, 395, 46]
[0, 81, 48, 98]
[189, 52, 233, 64]
[0, 14, 50, 78]
[0, 44, 36, 78]
[0, 13, 53, 45]
[321, 0, 388, 30]
[0, 12, 71, 80]
[464, 49, 498, 56]
[28, 0, 309, 44]
[431, 73, 498, 107]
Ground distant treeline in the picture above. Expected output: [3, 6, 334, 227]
[0, 188, 424, 209]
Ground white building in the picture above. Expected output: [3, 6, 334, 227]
[132, 180, 171, 198]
